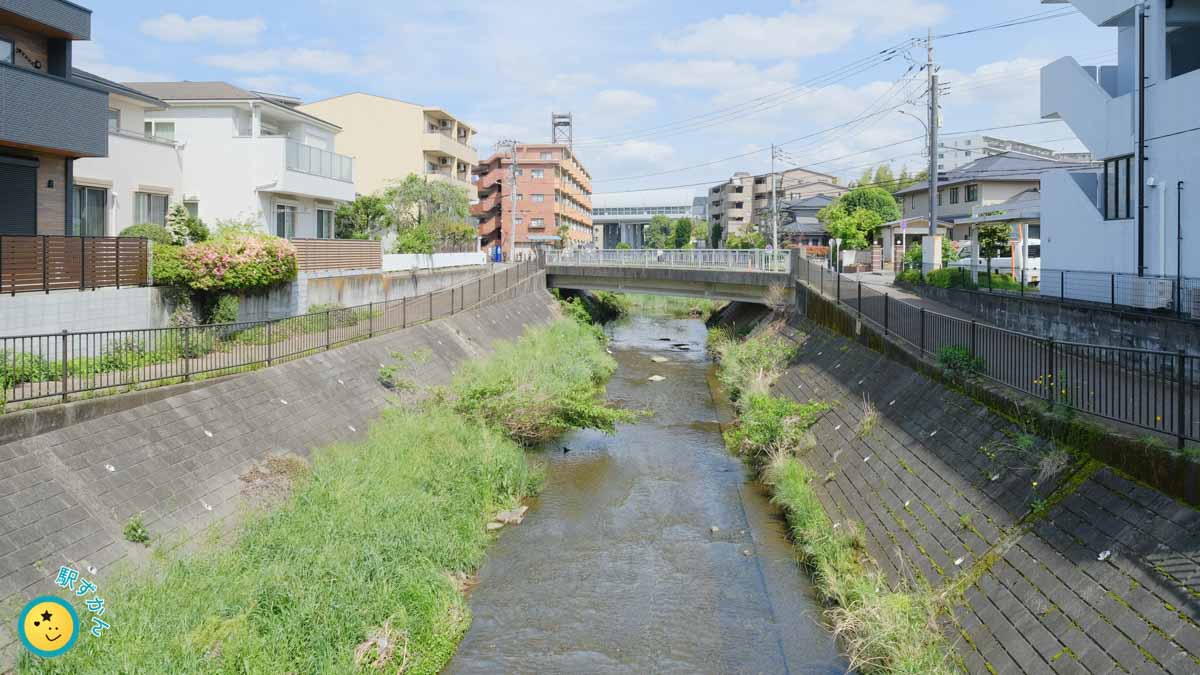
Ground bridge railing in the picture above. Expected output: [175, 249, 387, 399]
[546, 248, 791, 274]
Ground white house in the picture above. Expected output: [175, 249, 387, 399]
[72, 71, 183, 236]
[1040, 0, 1200, 307]
[122, 81, 355, 239]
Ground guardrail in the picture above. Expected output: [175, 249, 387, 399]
[547, 248, 791, 274]
[0, 261, 544, 407]
[0, 235, 148, 295]
[796, 254, 1199, 447]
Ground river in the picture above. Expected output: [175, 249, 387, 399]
[448, 314, 847, 674]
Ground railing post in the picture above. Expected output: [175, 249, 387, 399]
[451, 286, 456, 315]
[1177, 350, 1187, 449]
[402, 295, 408, 329]
[60, 330, 69, 402]
[836, 269, 842, 304]
[267, 321, 273, 366]
[1046, 337, 1055, 403]
[1060, 270, 1065, 303]
[1020, 267, 1026, 298]
[326, 310, 332, 350]
[919, 308, 926, 355]
[183, 327, 191, 381]
[884, 293, 890, 335]
[1176, 279, 1183, 319]
[857, 280, 862, 315]
[970, 320, 977, 360]
[1111, 273, 1116, 307]
[368, 302, 374, 337]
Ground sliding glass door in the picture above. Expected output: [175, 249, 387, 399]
[72, 185, 107, 236]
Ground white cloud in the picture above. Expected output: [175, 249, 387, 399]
[657, 0, 949, 60]
[73, 42, 172, 82]
[140, 14, 265, 46]
[601, 139, 675, 165]
[593, 89, 657, 116]
[202, 49, 355, 74]
[626, 60, 797, 89]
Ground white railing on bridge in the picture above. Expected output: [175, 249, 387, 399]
[546, 249, 791, 274]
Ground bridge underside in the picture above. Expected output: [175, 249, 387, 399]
[546, 265, 792, 304]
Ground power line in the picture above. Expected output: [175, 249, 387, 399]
[933, 8, 1080, 40]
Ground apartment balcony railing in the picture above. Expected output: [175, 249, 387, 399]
[0, 235, 148, 294]
[285, 139, 353, 183]
[0, 64, 107, 157]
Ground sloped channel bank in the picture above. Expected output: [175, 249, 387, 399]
[450, 314, 846, 673]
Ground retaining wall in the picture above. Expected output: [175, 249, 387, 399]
[764, 313, 1200, 674]
[0, 284, 558, 661]
[0, 285, 172, 337]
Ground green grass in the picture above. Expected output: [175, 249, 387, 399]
[708, 328, 796, 402]
[18, 317, 618, 674]
[619, 293, 721, 320]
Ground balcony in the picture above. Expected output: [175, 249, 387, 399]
[0, 63, 106, 156]
[250, 137, 355, 202]
[422, 130, 478, 164]
[0, 0, 92, 39]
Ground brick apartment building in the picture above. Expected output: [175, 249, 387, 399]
[472, 144, 592, 257]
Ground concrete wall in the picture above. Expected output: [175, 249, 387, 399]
[0, 286, 556, 662]
[236, 264, 498, 321]
[382, 251, 486, 272]
[0, 285, 172, 339]
[903, 283, 1200, 357]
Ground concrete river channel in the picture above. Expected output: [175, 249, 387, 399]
[449, 313, 848, 674]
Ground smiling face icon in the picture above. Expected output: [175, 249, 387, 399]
[18, 596, 78, 658]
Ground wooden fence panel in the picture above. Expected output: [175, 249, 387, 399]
[0, 235, 148, 294]
[291, 238, 383, 272]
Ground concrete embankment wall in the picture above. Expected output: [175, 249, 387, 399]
[902, 282, 1200, 358]
[760, 312, 1200, 674]
[0, 284, 558, 658]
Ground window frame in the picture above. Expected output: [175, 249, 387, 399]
[965, 184, 978, 202]
[72, 185, 107, 237]
[531, 168, 545, 179]
[316, 208, 335, 239]
[274, 203, 297, 239]
[949, 187, 960, 205]
[144, 120, 175, 141]
[1103, 155, 1133, 220]
[134, 191, 169, 226]
[107, 108, 120, 133]
[0, 36, 12, 65]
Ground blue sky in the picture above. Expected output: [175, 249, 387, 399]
[78, 1, 1112, 197]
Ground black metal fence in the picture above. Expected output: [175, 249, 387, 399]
[0, 261, 544, 407]
[902, 262, 1200, 320]
[796, 255, 1199, 447]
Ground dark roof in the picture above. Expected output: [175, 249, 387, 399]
[893, 152, 1096, 197]
[72, 69, 166, 108]
[780, 217, 826, 235]
[125, 81, 340, 129]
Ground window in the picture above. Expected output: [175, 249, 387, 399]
[540, 152, 553, 160]
[184, 200, 199, 218]
[937, 190, 943, 206]
[965, 184, 978, 202]
[144, 121, 175, 141]
[72, 186, 106, 237]
[965, 151, 972, 157]
[531, 218, 545, 228]
[134, 192, 168, 226]
[1167, 25, 1200, 79]
[275, 204, 297, 238]
[514, 168, 523, 177]
[514, 216, 523, 224]
[949, 188, 959, 204]
[1027, 245, 1041, 259]
[937, 153, 944, 159]
[532, 169, 544, 178]
[107, 109, 120, 133]
[0, 37, 11, 64]
[515, 193, 523, 201]
[317, 209, 334, 239]
[1103, 155, 1132, 220]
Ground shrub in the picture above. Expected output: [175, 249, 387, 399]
[123, 514, 150, 544]
[166, 203, 191, 245]
[186, 216, 210, 243]
[120, 223, 173, 245]
[895, 269, 921, 285]
[393, 225, 436, 254]
[213, 218, 261, 238]
[181, 234, 297, 292]
[615, 242, 632, 250]
[937, 345, 984, 377]
[710, 331, 795, 401]
[726, 231, 768, 249]
[150, 243, 189, 286]
[724, 394, 829, 457]
[452, 319, 636, 445]
[210, 294, 241, 325]
[0, 351, 55, 387]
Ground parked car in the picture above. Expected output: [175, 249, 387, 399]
[949, 239, 1041, 284]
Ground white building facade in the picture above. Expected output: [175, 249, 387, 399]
[122, 82, 355, 239]
[1040, 0, 1200, 307]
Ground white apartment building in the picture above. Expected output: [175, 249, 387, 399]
[708, 167, 845, 242]
[115, 81, 355, 239]
[72, 71, 183, 236]
[1040, 0, 1200, 306]
[936, 134, 1092, 172]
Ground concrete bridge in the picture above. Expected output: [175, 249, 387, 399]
[545, 249, 793, 303]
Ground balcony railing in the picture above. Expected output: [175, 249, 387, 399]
[0, 235, 148, 294]
[285, 139, 353, 183]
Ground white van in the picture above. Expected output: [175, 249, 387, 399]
[949, 239, 1041, 284]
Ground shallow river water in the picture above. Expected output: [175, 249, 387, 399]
[448, 315, 847, 674]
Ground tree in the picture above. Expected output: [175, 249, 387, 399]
[385, 174, 474, 253]
[710, 222, 724, 248]
[840, 186, 901, 223]
[816, 186, 900, 250]
[726, 230, 767, 249]
[671, 218, 695, 248]
[165, 204, 191, 245]
[334, 195, 393, 240]
[976, 222, 1011, 270]
[644, 215, 673, 249]
[872, 165, 896, 192]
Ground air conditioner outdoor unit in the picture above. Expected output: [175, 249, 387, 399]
[439, 119, 450, 128]
[1126, 277, 1174, 309]
[440, 157, 450, 165]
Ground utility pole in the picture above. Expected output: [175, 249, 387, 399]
[770, 143, 779, 250]
[496, 139, 521, 260]
[926, 29, 940, 270]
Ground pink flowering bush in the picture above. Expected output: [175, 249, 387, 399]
[180, 234, 297, 292]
